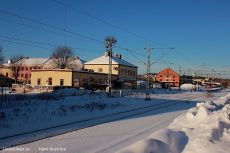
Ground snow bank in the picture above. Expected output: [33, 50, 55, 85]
[117, 93, 230, 153]
[117, 129, 188, 153]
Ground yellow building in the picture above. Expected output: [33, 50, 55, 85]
[31, 69, 118, 90]
[84, 54, 138, 89]
[31, 54, 138, 90]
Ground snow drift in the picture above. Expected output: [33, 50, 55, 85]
[117, 93, 230, 153]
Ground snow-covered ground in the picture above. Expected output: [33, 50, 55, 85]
[0, 88, 229, 153]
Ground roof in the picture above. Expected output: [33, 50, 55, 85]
[44, 58, 86, 65]
[2, 58, 50, 66]
[84, 55, 138, 68]
[3, 58, 86, 66]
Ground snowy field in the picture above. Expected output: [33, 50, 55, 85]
[0, 87, 229, 153]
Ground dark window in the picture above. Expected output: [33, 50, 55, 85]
[130, 70, 132, 76]
[83, 78, 88, 85]
[21, 74, 24, 77]
[121, 69, 123, 75]
[6, 72, 8, 77]
[21, 67, 24, 70]
[124, 69, 126, 75]
[133, 70, 135, 76]
[48, 77, 52, 85]
[37, 78, 41, 85]
[60, 79, 64, 85]
[127, 70, 129, 75]
[25, 67, 28, 70]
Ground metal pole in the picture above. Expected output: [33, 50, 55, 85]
[145, 43, 150, 100]
[108, 44, 112, 97]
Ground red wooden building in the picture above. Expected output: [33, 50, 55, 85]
[155, 67, 180, 87]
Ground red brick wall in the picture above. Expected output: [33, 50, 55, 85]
[155, 68, 180, 87]
[17, 66, 42, 81]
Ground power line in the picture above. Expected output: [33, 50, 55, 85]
[0, 9, 104, 44]
[53, 0, 167, 47]
[0, 35, 104, 53]
[0, 18, 103, 45]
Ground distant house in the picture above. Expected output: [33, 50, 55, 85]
[155, 67, 180, 87]
[84, 54, 138, 89]
[0, 56, 85, 83]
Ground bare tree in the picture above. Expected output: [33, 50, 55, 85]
[50, 46, 74, 69]
[0, 45, 5, 64]
[8, 54, 25, 82]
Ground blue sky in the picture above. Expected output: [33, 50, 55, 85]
[0, 0, 230, 77]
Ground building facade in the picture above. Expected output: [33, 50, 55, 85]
[84, 54, 138, 89]
[0, 57, 85, 83]
[31, 69, 118, 90]
[155, 67, 180, 87]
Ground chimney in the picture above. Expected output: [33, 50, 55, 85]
[8, 59, 12, 64]
[116, 54, 121, 59]
[73, 56, 79, 60]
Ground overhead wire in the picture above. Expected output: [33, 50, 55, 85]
[0, 9, 104, 44]
[0, 7, 203, 73]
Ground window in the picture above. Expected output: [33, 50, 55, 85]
[121, 69, 123, 75]
[6, 72, 8, 77]
[37, 78, 41, 85]
[83, 78, 88, 85]
[130, 70, 132, 76]
[173, 79, 175, 82]
[48, 77, 52, 85]
[133, 70, 135, 76]
[173, 75, 175, 78]
[21, 67, 24, 70]
[160, 79, 162, 81]
[60, 79, 64, 86]
[34, 67, 37, 69]
[74, 79, 80, 87]
[160, 75, 162, 77]
[30, 67, 32, 70]
[21, 74, 24, 77]
[98, 68, 103, 72]
[98, 79, 102, 84]
[124, 69, 126, 75]
[127, 70, 129, 75]
[25, 67, 28, 70]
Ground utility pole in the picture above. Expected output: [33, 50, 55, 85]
[144, 43, 174, 100]
[104, 36, 117, 97]
[145, 43, 151, 100]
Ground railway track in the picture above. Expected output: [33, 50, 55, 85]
[0, 92, 203, 150]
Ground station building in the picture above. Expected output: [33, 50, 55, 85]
[155, 67, 180, 87]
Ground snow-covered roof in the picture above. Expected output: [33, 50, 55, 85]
[3, 58, 50, 66]
[84, 55, 138, 68]
[44, 58, 86, 65]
